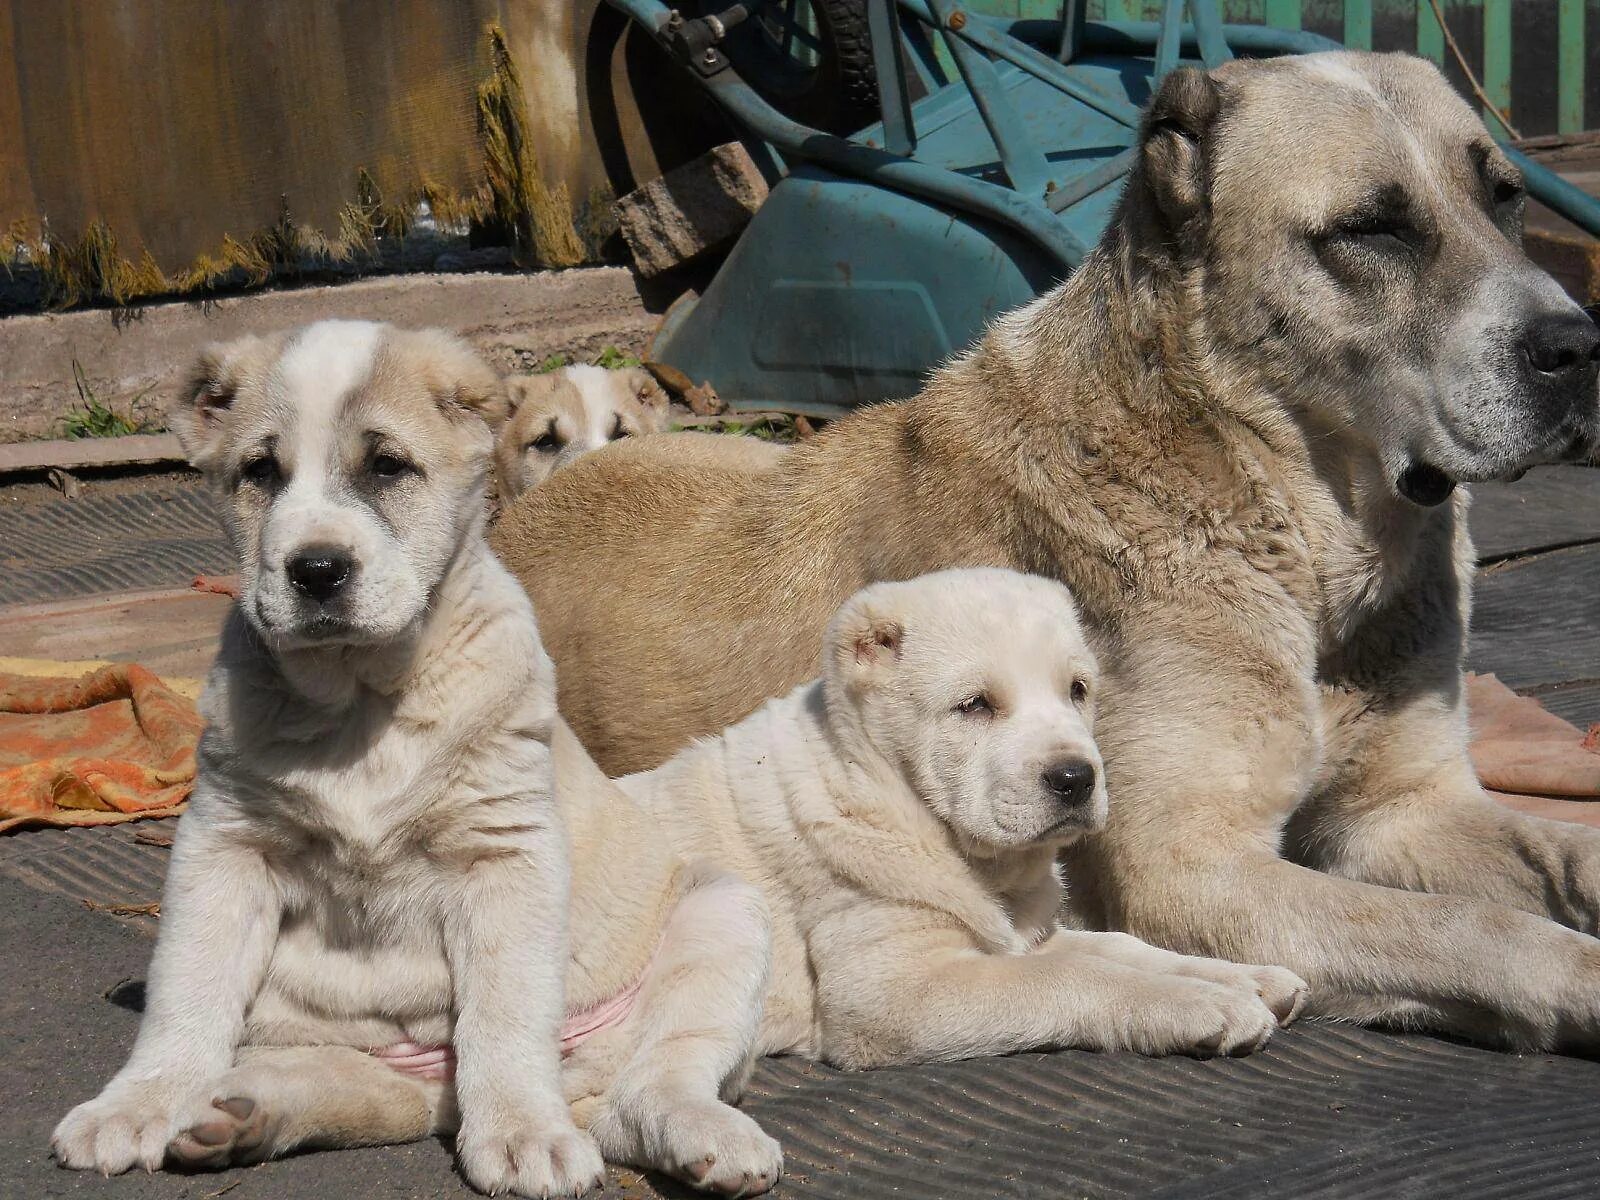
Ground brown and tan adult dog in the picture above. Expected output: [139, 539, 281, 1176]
[494, 52, 1600, 1051]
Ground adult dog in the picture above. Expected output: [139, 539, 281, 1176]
[495, 52, 1600, 1051]
[51, 322, 782, 1198]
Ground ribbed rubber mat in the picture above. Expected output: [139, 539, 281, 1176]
[0, 822, 168, 920]
[6, 821, 1599, 1198]
[740, 1025, 1600, 1199]
[0, 483, 232, 605]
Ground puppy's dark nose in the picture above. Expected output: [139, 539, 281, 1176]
[1043, 759, 1096, 807]
[1519, 310, 1600, 380]
[285, 547, 353, 603]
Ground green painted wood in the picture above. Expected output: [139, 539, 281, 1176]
[1099, 0, 1137, 19]
[1265, 0, 1302, 28]
[1482, 0, 1512, 138]
[1558, 0, 1585, 134]
[1416, 0, 1443, 67]
[1343, 0, 1372, 50]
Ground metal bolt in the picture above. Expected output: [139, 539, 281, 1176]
[703, 47, 719, 66]
[666, 8, 683, 28]
[948, 9, 966, 30]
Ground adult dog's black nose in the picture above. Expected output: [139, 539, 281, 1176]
[1043, 759, 1096, 807]
[285, 547, 353, 603]
[1520, 310, 1600, 380]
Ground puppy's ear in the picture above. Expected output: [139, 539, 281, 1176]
[411, 330, 509, 427]
[170, 336, 267, 471]
[630, 368, 670, 414]
[831, 603, 904, 682]
[1137, 67, 1223, 243]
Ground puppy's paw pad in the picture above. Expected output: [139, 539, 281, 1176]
[662, 1102, 782, 1197]
[167, 1096, 276, 1170]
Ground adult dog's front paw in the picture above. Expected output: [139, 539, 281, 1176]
[456, 1115, 604, 1198]
[52, 1081, 197, 1175]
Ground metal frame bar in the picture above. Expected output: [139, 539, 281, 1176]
[866, 0, 916, 154]
[924, 0, 1054, 198]
[601, 0, 1600, 259]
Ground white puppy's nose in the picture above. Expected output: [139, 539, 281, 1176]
[1042, 758, 1096, 808]
[285, 546, 355, 604]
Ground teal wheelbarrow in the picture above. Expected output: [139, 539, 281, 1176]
[606, 0, 1600, 416]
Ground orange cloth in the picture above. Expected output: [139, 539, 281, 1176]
[0, 665, 202, 833]
[1468, 672, 1600, 799]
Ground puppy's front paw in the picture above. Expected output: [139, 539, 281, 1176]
[52, 1081, 197, 1175]
[457, 1116, 604, 1198]
[1123, 975, 1280, 1059]
[656, 1099, 783, 1198]
[1243, 965, 1309, 1026]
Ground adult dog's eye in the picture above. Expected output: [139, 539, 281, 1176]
[1329, 214, 1412, 255]
[529, 426, 561, 453]
[370, 453, 412, 479]
[611, 415, 630, 441]
[955, 694, 993, 716]
[242, 455, 279, 486]
[1070, 679, 1089, 704]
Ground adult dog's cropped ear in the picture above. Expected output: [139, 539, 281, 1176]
[1136, 67, 1224, 243]
[171, 336, 268, 472]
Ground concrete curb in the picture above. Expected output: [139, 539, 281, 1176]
[0, 433, 185, 476]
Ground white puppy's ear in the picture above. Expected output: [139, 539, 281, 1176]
[830, 600, 904, 688]
[171, 336, 266, 471]
[409, 330, 509, 427]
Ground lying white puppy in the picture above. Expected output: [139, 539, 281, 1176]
[51, 321, 782, 1199]
[493, 365, 669, 499]
[621, 568, 1310, 1066]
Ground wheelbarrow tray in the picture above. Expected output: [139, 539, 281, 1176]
[651, 49, 1139, 415]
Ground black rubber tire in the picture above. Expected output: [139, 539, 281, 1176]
[716, 0, 882, 135]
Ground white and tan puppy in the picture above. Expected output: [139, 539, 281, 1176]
[50, 321, 781, 1199]
[621, 569, 1309, 1068]
[494, 365, 669, 498]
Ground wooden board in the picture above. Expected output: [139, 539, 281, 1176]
[1471, 542, 1600, 690]
[1468, 465, 1600, 562]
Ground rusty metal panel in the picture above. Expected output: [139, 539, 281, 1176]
[0, 0, 606, 303]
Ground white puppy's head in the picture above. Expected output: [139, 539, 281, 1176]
[171, 320, 505, 651]
[823, 568, 1107, 852]
[493, 364, 668, 498]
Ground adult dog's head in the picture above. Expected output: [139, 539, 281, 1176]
[1122, 51, 1599, 505]
[172, 321, 504, 650]
[823, 568, 1108, 852]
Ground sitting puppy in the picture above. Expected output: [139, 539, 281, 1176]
[494, 365, 669, 498]
[51, 322, 782, 1199]
[621, 568, 1310, 1067]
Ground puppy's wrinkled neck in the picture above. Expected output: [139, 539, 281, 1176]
[266, 524, 503, 709]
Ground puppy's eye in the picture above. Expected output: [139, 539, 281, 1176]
[1070, 679, 1089, 704]
[242, 455, 279, 486]
[370, 453, 413, 479]
[611, 415, 631, 441]
[529, 427, 561, 453]
[954, 694, 993, 716]
[637, 387, 654, 402]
